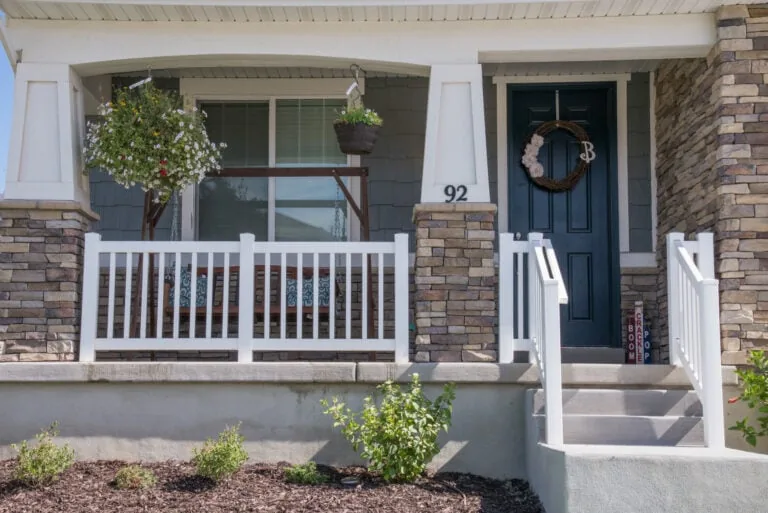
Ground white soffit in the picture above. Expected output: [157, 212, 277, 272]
[0, 0, 760, 22]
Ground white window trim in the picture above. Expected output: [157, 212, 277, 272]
[494, 72, 657, 269]
[178, 78, 363, 242]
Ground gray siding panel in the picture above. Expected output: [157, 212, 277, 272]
[89, 171, 174, 241]
[627, 72, 653, 253]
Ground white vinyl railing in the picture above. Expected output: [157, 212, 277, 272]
[499, 232, 566, 445]
[80, 233, 410, 363]
[499, 233, 568, 363]
[667, 232, 725, 448]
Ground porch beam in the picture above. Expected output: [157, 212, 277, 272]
[6, 14, 715, 74]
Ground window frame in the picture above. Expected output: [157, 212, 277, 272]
[179, 78, 363, 242]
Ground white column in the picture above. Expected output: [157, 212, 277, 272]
[421, 64, 489, 204]
[4, 62, 89, 207]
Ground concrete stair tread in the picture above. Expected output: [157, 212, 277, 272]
[532, 388, 703, 417]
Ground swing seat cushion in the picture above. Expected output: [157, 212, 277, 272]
[168, 268, 208, 308]
[285, 276, 332, 308]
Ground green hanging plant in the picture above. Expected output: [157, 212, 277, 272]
[83, 82, 226, 204]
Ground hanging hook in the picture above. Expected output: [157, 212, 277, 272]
[129, 66, 153, 90]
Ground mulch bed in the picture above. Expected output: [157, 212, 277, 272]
[0, 460, 544, 513]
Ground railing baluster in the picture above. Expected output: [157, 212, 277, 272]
[222, 253, 230, 339]
[378, 252, 384, 340]
[297, 253, 303, 340]
[329, 253, 336, 341]
[313, 252, 319, 340]
[264, 252, 271, 341]
[156, 252, 165, 339]
[362, 252, 368, 340]
[124, 251, 133, 339]
[346, 252, 352, 340]
[206, 252, 213, 340]
[280, 252, 287, 341]
[189, 252, 198, 338]
[173, 252, 181, 339]
[107, 252, 116, 339]
[140, 252, 149, 339]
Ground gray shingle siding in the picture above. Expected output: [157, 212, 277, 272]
[89, 170, 175, 241]
[87, 74, 651, 250]
[627, 72, 653, 253]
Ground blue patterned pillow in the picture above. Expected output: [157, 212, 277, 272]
[286, 276, 331, 307]
[168, 267, 207, 308]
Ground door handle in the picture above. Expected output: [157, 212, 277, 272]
[515, 232, 522, 240]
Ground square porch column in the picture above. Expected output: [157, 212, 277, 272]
[413, 64, 497, 362]
[0, 63, 98, 362]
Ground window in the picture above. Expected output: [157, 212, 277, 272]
[196, 99, 350, 242]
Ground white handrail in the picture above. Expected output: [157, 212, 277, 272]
[80, 233, 410, 363]
[529, 237, 564, 446]
[667, 232, 725, 449]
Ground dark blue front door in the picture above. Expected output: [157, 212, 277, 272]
[508, 85, 619, 348]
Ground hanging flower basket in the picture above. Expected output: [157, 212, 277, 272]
[333, 107, 382, 155]
[334, 122, 380, 155]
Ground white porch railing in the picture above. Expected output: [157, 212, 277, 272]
[667, 232, 725, 449]
[80, 233, 410, 363]
[499, 232, 567, 445]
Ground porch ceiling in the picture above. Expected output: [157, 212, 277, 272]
[0, 0, 759, 22]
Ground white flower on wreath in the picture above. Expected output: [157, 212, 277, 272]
[522, 134, 546, 178]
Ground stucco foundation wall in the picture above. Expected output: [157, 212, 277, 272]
[0, 373, 527, 479]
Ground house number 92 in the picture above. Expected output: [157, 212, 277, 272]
[444, 185, 468, 203]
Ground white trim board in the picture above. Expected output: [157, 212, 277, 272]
[495, 73, 656, 268]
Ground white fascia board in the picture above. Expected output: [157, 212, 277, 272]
[8, 14, 716, 73]
[23, 0, 573, 6]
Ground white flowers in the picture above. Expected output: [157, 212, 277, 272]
[82, 85, 225, 203]
[522, 134, 545, 178]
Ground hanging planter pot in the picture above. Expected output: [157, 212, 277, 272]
[333, 106, 383, 156]
[334, 122, 380, 155]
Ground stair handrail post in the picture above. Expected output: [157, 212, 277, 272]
[499, 232, 514, 363]
[667, 232, 684, 366]
[543, 276, 564, 446]
[697, 232, 725, 448]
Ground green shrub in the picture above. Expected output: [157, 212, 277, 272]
[192, 423, 248, 482]
[321, 373, 455, 483]
[729, 350, 768, 446]
[12, 422, 75, 487]
[114, 465, 157, 490]
[284, 461, 328, 485]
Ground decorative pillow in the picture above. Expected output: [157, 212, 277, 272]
[168, 267, 207, 308]
[286, 276, 331, 308]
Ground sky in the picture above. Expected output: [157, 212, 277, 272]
[0, 13, 11, 192]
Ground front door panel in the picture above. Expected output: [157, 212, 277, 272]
[508, 86, 618, 348]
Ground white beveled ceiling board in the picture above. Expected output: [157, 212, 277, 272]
[0, 0, 760, 21]
[5, 14, 716, 74]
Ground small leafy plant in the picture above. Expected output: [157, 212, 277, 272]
[114, 465, 157, 490]
[729, 350, 768, 447]
[321, 373, 456, 483]
[284, 461, 328, 485]
[12, 422, 75, 487]
[334, 106, 382, 127]
[192, 423, 248, 482]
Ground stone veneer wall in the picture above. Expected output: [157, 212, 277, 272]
[412, 203, 497, 363]
[656, 4, 768, 364]
[0, 201, 97, 362]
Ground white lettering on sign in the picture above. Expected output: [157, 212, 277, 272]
[579, 141, 596, 163]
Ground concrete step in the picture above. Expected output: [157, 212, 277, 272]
[532, 388, 702, 417]
[533, 413, 705, 446]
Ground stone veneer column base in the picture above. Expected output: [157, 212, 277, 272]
[0, 201, 98, 362]
[412, 203, 497, 363]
